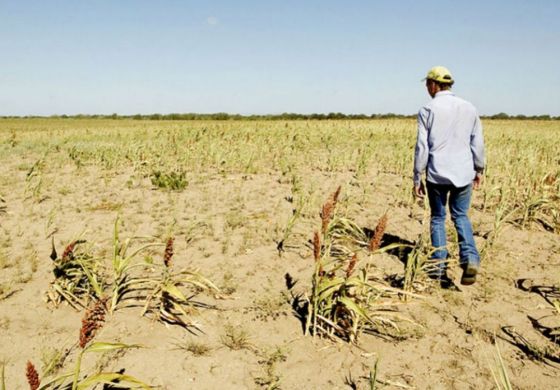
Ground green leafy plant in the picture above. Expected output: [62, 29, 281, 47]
[254, 346, 287, 389]
[150, 170, 188, 190]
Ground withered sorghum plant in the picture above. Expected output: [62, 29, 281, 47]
[108, 217, 164, 313]
[141, 270, 218, 331]
[46, 239, 104, 310]
[305, 186, 417, 343]
[140, 235, 218, 331]
[402, 234, 439, 297]
[46, 218, 217, 334]
[326, 211, 393, 258]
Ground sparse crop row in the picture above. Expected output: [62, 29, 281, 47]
[2, 118, 557, 235]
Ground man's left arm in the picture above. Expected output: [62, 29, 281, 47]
[413, 107, 430, 197]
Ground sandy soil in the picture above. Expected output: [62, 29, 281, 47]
[1, 149, 559, 389]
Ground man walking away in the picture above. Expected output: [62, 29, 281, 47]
[413, 66, 485, 287]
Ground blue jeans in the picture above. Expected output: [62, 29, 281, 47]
[426, 182, 480, 277]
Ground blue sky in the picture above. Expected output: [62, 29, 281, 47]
[1, 0, 559, 116]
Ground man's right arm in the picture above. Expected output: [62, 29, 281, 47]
[413, 107, 430, 187]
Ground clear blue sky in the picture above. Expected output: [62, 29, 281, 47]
[1, 0, 559, 116]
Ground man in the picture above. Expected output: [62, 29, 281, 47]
[413, 66, 485, 287]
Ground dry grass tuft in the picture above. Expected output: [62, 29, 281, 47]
[174, 339, 213, 356]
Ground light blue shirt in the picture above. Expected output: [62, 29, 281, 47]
[413, 90, 485, 187]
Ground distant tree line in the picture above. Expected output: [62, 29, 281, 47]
[1, 112, 559, 120]
[483, 112, 557, 120]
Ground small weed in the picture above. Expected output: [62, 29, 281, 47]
[93, 347, 128, 373]
[248, 293, 289, 321]
[225, 209, 245, 231]
[254, 346, 287, 389]
[0, 317, 9, 329]
[221, 324, 253, 351]
[220, 271, 237, 295]
[58, 186, 71, 196]
[174, 339, 213, 356]
[40, 346, 70, 377]
[0, 249, 10, 269]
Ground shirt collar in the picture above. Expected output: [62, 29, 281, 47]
[435, 90, 455, 97]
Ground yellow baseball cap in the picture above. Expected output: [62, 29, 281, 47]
[424, 66, 454, 84]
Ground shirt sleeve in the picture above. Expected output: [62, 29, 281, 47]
[470, 113, 485, 173]
[413, 107, 430, 186]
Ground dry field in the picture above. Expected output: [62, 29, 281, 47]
[0, 118, 559, 389]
